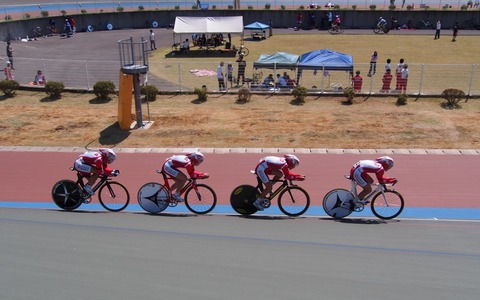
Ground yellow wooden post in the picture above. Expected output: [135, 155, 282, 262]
[118, 71, 133, 130]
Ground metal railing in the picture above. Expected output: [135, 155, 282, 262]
[4, 58, 479, 96]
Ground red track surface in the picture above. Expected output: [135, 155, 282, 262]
[1, 151, 478, 208]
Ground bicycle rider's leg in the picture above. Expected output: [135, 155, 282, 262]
[74, 159, 98, 195]
[253, 165, 273, 210]
[163, 162, 186, 201]
[353, 171, 373, 200]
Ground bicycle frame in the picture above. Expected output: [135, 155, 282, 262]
[346, 175, 392, 205]
[156, 170, 196, 198]
[255, 176, 293, 200]
[72, 168, 112, 199]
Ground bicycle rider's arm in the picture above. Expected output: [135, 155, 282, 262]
[281, 165, 305, 181]
[185, 164, 208, 179]
[375, 168, 395, 184]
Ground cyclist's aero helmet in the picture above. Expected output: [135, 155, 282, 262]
[99, 148, 117, 164]
[187, 152, 205, 165]
[376, 156, 394, 171]
[284, 154, 300, 169]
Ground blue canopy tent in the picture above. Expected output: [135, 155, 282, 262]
[296, 49, 354, 86]
[244, 22, 270, 39]
[253, 52, 300, 70]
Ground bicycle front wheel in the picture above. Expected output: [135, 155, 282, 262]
[373, 27, 381, 34]
[98, 181, 130, 212]
[278, 186, 310, 217]
[137, 182, 169, 214]
[371, 190, 404, 220]
[241, 47, 249, 56]
[322, 188, 354, 219]
[328, 28, 335, 34]
[185, 184, 217, 214]
[51, 179, 82, 211]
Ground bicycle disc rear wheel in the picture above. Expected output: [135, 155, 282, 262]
[278, 186, 310, 217]
[51, 180, 82, 211]
[371, 190, 404, 220]
[322, 188, 354, 219]
[98, 181, 130, 212]
[185, 184, 217, 214]
[230, 185, 258, 215]
[137, 182, 169, 214]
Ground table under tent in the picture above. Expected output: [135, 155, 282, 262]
[251, 52, 300, 90]
[243, 22, 270, 40]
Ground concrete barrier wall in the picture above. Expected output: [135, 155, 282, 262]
[1, 9, 479, 41]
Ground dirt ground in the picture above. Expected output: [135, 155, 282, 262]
[1, 90, 479, 149]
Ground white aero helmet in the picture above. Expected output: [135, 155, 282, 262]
[187, 152, 205, 165]
[284, 154, 300, 169]
[376, 156, 394, 171]
[99, 148, 117, 164]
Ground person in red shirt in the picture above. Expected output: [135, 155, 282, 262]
[346, 156, 397, 208]
[74, 148, 117, 196]
[162, 152, 209, 202]
[352, 70, 363, 92]
[381, 69, 393, 93]
[253, 154, 305, 211]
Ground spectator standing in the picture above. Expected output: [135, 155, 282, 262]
[4, 61, 14, 80]
[399, 64, 408, 93]
[395, 58, 404, 90]
[381, 69, 392, 93]
[352, 70, 363, 92]
[295, 13, 303, 30]
[227, 63, 234, 88]
[6, 41, 14, 70]
[69, 17, 76, 34]
[434, 20, 441, 39]
[452, 22, 459, 42]
[236, 54, 246, 87]
[149, 30, 156, 50]
[367, 51, 378, 77]
[385, 58, 392, 72]
[181, 39, 189, 53]
[217, 61, 225, 91]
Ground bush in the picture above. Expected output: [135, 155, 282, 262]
[292, 86, 307, 104]
[60, 10, 66, 16]
[396, 93, 408, 106]
[265, 3, 271, 9]
[174, 5, 180, 10]
[93, 81, 116, 100]
[369, 4, 377, 10]
[194, 86, 208, 102]
[389, 4, 396, 10]
[116, 6, 124, 12]
[141, 84, 159, 102]
[4, 15, 12, 21]
[299, 5, 305, 9]
[248, 5, 254, 9]
[342, 86, 355, 105]
[441, 88, 465, 109]
[406, 4, 414, 10]
[138, 5, 144, 10]
[81, 9, 87, 14]
[44, 81, 65, 99]
[25, 13, 31, 19]
[281, 5, 286, 10]
[212, 5, 216, 9]
[41, 11, 49, 17]
[192, 4, 199, 9]
[0, 80, 20, 97]
[228, 5, 234, 10]
[237, 87, 252, 103]
[351, 5, 357, 10]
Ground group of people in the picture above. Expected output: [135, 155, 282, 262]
[351, 53, 408, 94]
[216, 54, 251, 91]
[74, 148, 396, 212]
[261, 72, 297, 89]
[4, 41, 46, 84]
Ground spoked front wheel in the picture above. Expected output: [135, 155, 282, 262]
[98, 181, 130, 212]
[371, 190, 404, 220]
[51, 180, 83, 211]
[137, 182, 170, 214]
[322, 188, 355, 219]
[278, 186, 310, 217]
[185, 184, 217, 214]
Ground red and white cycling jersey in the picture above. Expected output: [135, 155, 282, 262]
[162, 155, 204, 179]
[75, 151, 112, 177]
[350, 159, 394, 186]
[255, 156, 301, 183]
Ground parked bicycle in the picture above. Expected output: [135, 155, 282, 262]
[328, 24, 344, 35]
[230, 171, 310, 217]
[51, 167, 129, 212]
[137, 170, 217, 214]
[323, 175, 404, 220]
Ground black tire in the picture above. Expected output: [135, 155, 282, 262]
[98, 181, 130, 212]
[278, 186, 310, 217]
[337, 27, 344, 34]
[230, 185, 258, 215]
[322, 188, 354, 219]
[242, 47, 249, 56]
[373, 27, 381, 34]
[185, 183, 217, 214]
[371, 190, 404, 220]
[137, 182, 170, 214]
[328, 28, 335, 34]
[51, 180, 82, 211]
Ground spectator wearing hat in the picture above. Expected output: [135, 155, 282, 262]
[235, 54, 246, 87]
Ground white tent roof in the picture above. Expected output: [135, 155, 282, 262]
[174, 16, 244, 34]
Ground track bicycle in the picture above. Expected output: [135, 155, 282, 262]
[373, 24, 390, 34]
[323, 175, 404, 220]
[51, 167, 130, 212]
[237, 45, 249, 56]
[230, 171, 310, 217]
[328, 24, 344, 34]
[137, 170, 217, 214]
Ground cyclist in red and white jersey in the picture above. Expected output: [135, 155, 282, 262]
[74, 148, 117, 196]
[349, 156, 397, 203]
[162, 152, 209, 202]
[253, 154, 305, 211]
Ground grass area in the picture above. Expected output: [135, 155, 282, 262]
[1, 90, 479, 149]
